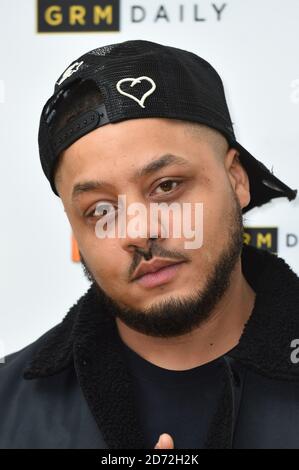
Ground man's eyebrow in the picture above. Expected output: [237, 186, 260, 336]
[71, 153, 190, 201]
[132, 153, 189, 180]
[72, 180, 114, 202]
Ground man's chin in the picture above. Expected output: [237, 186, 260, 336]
[98, 278, 200, 314]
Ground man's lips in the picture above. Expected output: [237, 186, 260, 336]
[132, 261, 187, 288]
[131, 258, 186, 281]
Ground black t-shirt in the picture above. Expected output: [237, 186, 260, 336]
[120, 339, 244, 449]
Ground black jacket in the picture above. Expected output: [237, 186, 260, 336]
[1, 243, 299, 449]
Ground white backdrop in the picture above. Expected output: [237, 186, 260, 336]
[0, 0, 298, 357]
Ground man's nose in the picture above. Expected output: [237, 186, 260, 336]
[118, 201, 165, 254]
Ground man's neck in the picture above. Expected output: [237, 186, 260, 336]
[115, 261, 256, 370]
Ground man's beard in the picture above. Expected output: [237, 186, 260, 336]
[79, 193, 244, 338]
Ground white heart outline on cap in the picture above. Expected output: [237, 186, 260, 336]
[116, 76, 156, 108]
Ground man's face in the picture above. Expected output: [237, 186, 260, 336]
[56, 117, 250, 337]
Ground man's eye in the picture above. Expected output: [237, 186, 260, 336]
[153, 180, 182, 195]
[86, 202, 116, 219]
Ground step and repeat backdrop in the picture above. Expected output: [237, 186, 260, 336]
[0, 0, 298, 356]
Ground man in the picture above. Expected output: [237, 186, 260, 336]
[0, 40, 298, 449]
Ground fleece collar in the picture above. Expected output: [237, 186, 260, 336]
[22, 243, 299, 448]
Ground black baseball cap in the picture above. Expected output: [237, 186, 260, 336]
[38, 39, 297, 213]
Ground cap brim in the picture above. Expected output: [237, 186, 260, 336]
[230, 141, 298, 213]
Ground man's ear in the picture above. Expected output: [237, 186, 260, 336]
[224, 148, 251, 210]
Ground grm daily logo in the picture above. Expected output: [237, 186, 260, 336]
[37, 0, 120, 33]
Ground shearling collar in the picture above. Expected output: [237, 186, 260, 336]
[22, 243, 299, 448]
